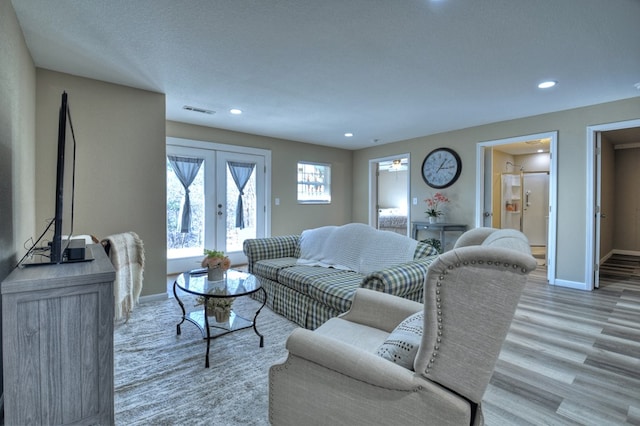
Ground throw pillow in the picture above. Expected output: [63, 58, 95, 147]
[375, 312, 424, 370]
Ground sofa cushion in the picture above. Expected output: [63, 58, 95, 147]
[315, 317, 390, 352]
[375, 311, 424, 370]
[306, 271, 364, 312]
[253, 257, 298, 281]
[278, 265, 350, 295]
[413, 241, 440, 259]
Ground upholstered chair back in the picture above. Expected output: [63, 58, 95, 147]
[414, 228, 537, 404]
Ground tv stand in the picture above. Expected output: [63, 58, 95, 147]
[1, 244, 116, 425]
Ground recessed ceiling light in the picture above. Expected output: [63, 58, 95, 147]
[538, 80, 557, 89]
[230, 108, 243, 115]
[537, 149, 544, 153]
[344, 132, 354, 137]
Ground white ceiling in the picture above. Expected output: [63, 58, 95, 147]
[11, 0, 640, 150]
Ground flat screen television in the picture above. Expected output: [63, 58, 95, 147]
[20, 91, 92, 267]
[50, 91, 69, 263]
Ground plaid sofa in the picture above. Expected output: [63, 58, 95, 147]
[243, 234, 438, 329]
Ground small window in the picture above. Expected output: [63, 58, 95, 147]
[297, 162, 331, 204]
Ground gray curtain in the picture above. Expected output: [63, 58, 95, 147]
[168, 155, 203, 233]
[228, 161, 255, 229]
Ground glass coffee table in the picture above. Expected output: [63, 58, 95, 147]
[173, 269, 266, 368]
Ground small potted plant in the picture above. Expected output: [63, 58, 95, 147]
[425, 192, 449, 223]
[196, 288, 234, 323]
[202, 249, 231, 281]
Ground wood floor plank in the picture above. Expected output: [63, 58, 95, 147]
[484, 256, 640, 425]
[572, 374, 640, 413]
[556, 399, 629, 426]
[628, 406, 640, 424]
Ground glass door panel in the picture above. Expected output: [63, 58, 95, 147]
[167, 158, 205, 259]
[216, 151, 265, 266]
[166, 145, 216, 274]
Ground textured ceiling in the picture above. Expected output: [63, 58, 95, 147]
[11, 0, 640, 149]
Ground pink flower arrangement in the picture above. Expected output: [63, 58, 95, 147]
[202, 249, 231, 270]
[425, 192, 449, 217]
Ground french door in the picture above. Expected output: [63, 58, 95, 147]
[167, 144, 266, 274]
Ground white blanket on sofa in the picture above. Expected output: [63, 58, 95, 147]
[297, 223, 417, 274]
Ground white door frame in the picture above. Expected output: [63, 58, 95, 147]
[368, 153, 411, 235]
[166, 137, 271, 274]
[476, 131, 558, 285]
[585, 119, 640, 290]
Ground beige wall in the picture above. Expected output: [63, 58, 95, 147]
[614, 145, 640, 251]
[0, 0, 37, 279]
[166, 121, 353, 236]
[1, 0, 37, 398]
[378, 169, 408, 210]
[35, 70, 167, 296]
[353, 97, 640, 285]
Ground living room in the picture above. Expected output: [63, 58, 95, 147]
[2, 0, 639, 299]
[2, 0, 640, 424]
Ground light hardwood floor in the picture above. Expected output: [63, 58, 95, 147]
[483, 264, 640, 425]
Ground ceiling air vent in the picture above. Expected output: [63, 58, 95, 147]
[183, 105, 215, 115]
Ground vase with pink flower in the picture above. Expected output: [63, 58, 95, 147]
[425, 192, 449, 223]
[202, 249, 231, 281]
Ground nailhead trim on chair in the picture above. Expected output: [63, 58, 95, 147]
[424, 260, 529, 375]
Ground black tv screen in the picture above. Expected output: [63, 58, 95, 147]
[50, 91, 68, 263]
[20, 91, 92, 267]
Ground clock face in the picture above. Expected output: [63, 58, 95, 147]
[421, 148, 462, 188]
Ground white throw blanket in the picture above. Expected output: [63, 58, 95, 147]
[102, 232, 145, 322]
[297, 223, 417, 274]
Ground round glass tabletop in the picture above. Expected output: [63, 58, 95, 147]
[175, 269, 261, 298]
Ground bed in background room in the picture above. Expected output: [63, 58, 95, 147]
[377, 207, 408, 235]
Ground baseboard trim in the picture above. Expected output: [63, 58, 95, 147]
[139, 293, 169, 304]
[612, 249, 640, 257]
[600, 250, 614, 265]
[551, 279, 589, 291]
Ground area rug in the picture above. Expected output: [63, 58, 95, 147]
[114, 292, 298, 425]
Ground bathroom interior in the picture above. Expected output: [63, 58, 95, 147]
[491, 140, 550, 266]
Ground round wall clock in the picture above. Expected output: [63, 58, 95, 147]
[421, 147, 462, 188]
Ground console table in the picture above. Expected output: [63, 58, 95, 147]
[1, 244, 115, 425]
[412, 222, 468, 251]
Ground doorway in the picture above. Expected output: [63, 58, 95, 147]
[500, 170, 549, 247]
[476, 131, 557, 284]
[369, 154, 410, 236]
[166, 137, 270, 274]
[587, 119, 640, 289]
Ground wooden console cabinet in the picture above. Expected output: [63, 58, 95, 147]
[2, 244, 115, 425]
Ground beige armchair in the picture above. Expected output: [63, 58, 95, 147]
[269, 228, 537, 425]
